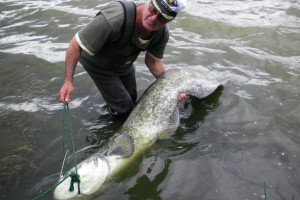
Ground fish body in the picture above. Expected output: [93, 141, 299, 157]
[53, 68, 222, 199]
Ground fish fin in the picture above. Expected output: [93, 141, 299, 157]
[187, 82, 223, 100]
[107, 134, 135, 157]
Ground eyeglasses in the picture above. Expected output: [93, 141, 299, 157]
[148, 2, 169, 23]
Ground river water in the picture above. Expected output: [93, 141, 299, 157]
[0, 0, 299, 199]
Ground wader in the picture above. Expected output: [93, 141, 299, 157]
[79, 1, 166, 116]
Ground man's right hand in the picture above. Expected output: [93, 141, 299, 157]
[59, 36, 81, 103]
[59, 81, 74, 103]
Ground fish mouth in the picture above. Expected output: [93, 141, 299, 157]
[53, 156, 109, 200]
[54, 133, 135, 199]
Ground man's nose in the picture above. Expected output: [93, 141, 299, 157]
[151, 13, 159, 22]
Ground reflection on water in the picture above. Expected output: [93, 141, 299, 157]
[0, 0, 300, 199]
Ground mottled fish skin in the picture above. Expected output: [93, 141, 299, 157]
[120, 68, 222, 150]
[53, 68, 222, 199]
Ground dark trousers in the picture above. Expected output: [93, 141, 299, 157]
[80, 58, 137, 116]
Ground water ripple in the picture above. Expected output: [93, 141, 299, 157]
[187, 0, 300, 28]
[0, 96, 88, 113]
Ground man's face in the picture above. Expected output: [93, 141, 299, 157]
[142, 1, 170, 31]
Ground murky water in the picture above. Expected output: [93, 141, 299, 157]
[0, 0, 300, 199]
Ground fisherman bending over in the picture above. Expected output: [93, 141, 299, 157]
[59, 0, 187, 116]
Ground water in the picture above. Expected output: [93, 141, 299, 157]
[0, 0, 299, 199]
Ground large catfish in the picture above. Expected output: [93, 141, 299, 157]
[54, 68, 223, 199]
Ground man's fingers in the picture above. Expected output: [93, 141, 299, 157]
[59, 82, 74, 103]
[64, 93, 71, 103]
[178, 93, 187, 102]
[59, 89, 71, 103]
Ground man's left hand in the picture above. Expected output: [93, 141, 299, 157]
[178, 93, 187, 102]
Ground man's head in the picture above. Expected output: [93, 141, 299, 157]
[141, 0, 186, 32]
[151, 0, 186, 22]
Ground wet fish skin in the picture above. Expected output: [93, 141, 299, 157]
[53, 68, 222, 199]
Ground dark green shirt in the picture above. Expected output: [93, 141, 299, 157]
[76, 1, 169, 72]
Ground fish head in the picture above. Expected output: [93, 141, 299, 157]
[53, 155, 109, 200]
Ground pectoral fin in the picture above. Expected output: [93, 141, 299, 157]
[107, 134, 134, 158]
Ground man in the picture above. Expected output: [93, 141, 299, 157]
[59, 0, 187, 116]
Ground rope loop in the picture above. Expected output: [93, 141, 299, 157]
[69, 171, 81, 193]
[32, 102, 81, 199]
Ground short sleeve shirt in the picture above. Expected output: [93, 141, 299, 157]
[75, 2, 169, 60]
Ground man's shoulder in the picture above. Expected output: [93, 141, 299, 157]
[99, 1, 138, 38]
[98, 1, 126, 22]
[154, 24, 169, 42]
